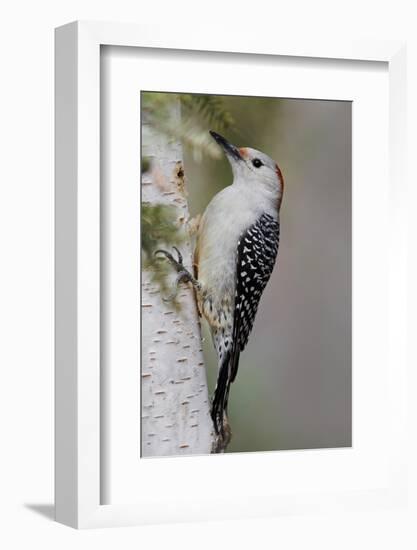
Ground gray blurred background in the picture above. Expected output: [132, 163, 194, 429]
[183, 96, 352, 453]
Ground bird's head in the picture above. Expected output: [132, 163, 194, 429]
[209, 130, 284, 209]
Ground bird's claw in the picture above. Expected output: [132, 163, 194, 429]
[162, 271, 193, 302]
[211, 415, 232, 454]
[154, 246, 183, 272]
[154, 247, 199, 301]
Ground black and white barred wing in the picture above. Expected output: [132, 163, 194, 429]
[230, 213, 280, 382]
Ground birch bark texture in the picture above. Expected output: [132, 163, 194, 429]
[141, 100, 214, 457]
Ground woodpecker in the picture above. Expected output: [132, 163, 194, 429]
[156, 130, 284, 452]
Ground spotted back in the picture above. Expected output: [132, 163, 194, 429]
[230, 213, 280, 382]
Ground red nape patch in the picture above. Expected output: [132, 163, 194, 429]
[239, 147, 248, 159]
[275, 163, 284, 190]
[275, 163, 284, 209]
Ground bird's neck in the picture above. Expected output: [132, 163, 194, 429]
[231, 178, 280, 219]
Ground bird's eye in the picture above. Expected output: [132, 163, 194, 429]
[252, 158, 263, 168]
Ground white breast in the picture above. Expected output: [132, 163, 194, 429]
[196, 183, 277, 303]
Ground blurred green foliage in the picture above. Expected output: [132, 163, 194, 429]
[142, 91, 236, 161]
[141, 203, 186, 306]
[141, 156, 151, 174]
[141, 203, 184, 261]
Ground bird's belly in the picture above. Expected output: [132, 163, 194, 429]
[195, 215, 244, 333]
[198, 220, 239, 299]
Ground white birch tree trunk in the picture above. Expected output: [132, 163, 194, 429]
[141, 101, 214, 457]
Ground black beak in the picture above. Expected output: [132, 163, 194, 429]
[209, 130, 242, 161]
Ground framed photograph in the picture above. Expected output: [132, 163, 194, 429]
[139, 90, 352, 458]
[55, 21, 407, 528]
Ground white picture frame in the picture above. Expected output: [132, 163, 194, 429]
[55, 20, 407, 529]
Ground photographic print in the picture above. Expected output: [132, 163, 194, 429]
[141, 92, 351, 457]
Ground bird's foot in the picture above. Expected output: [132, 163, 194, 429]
[154, 246, 201, 301]
[211, 414, 232, 454]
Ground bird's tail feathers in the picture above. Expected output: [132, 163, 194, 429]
[211, 350, 231, 437]
[211, 347, 241, 433]
[229, 348, 240, 384]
